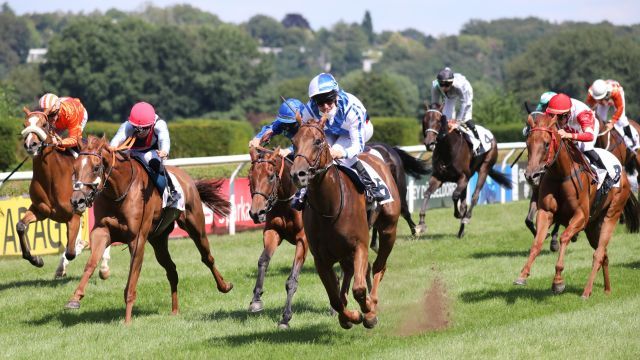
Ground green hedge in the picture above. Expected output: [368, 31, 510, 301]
[170, 119, 254, 157]
[0, 118, 21, 171]
[370, 117, 422, 146]
[489, 122, 526, 143]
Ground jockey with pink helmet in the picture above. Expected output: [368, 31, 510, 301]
[110, 102, 178, 204]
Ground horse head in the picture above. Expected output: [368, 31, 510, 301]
[248, 146, 285, 223]
[70, 135, 111, 213]
[524, 112, 560, 186]
[422, 103, 447, 151]
[290, 113, 331, 188]
[21, 107, 53, 156]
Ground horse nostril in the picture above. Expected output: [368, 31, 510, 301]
[297, 171, 307, 178]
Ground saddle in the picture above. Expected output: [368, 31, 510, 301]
[131, 154, 167, 195]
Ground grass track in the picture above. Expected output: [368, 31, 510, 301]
[0, 201, 639, 359]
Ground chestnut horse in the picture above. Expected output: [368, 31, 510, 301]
[19, 108, 110, 278]
[514, 113, 640, 298]
[247, 146, 308, 329]
[67, 136, 233, 324]
[417, 104, 512, 238]
[290, 115, 401, 329]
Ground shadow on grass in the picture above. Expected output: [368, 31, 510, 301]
[271, 264, 317, 276]
[412, 233, 457, 241]
[26, 307, 157, 326]
[619, 260, 640, 270]
[459, 284, 583, 305]
[469, 249, 551, 259]
[207, 323, 336, 345]
[0, 276, 79, 292]
[202, 300, 331, 324]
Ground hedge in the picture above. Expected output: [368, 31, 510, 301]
[0, 118, 20, 171]
[370, 117, 422, 146]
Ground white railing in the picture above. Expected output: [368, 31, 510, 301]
[0, 142, 526, 234]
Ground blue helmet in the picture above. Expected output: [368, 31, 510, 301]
[276, 98, 304, 123]
[308, 73, 339, 98]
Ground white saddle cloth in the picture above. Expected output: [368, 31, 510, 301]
[589, 148, 622, 190]
[162, 171, 186, 211]
[613, 124, 640, 151]
[458, 124, 494, 155]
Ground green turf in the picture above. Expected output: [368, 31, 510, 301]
[0, 201, 638, 359]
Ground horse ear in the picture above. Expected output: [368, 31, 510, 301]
[23, 106, 30, 115]
[527, 114, 535, 128]
[319, 113, 328, 129]
[271, 146, 281, 159]
[249, 146, 258, 161]
[423, 101, 429, 110]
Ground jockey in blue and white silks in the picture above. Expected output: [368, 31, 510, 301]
[291, 73, 384, 210]
[249, 98, 310, 158]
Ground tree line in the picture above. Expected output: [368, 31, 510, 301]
[1, 2, 640, 125]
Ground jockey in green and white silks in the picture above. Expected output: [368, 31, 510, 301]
[290, 73, 385, 210]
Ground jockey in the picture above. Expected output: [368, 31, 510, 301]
[546, 93, 609, 180]
[38, 93, 88, 149]
[535, 91, 557, 112]
[431, 67, 484, 152]
[110, 102, 178, 204]
[248, 98, 309, 158]
[291, 73, 386, 210]
[586, 79, 638, 149]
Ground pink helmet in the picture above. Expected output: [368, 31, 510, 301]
[128, 102, 156, 127]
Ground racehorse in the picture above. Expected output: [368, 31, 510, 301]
[416, 104, 512, 238]
[514, 113, 640, 298]
[67, 136, 233, 324]
[19, 108, 110, 278]
[290, 115, 401, 329]
[247, 146, 308, 329]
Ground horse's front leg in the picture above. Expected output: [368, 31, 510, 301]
[249, 229, 279, 313]
[279, 233, 308, 329]
[514, 209, 553, 286]
[63, 213, 82, 261]
[124, 232, 148, 325]
[416, 176, 443, 235]
[452, 175, 469, 219]
[65, 226, 110, 310]
[552, 210, 587, 294]
[16, 206, 44, 267]
[352, 240, 375, 329]
[314, 258, 362, 330]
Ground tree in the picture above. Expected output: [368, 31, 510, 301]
[341, 70, 418, 117]
[0, 4, 34, 77]
[244, 15, 288, 47]
[361, 10, 374, 44]
[281, 14, 310, 30]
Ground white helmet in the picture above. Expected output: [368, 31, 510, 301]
[308, 73, 339, 98]
[39, 93, 61, 113]
[589, 79, 610, 100]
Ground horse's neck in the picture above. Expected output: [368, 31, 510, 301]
[435, 133, 467, 166]
[309, 164, 342, 206]
[33, 148, 72, 186]
[549, 142, 582, 178]
[279, 161, 296, 198]
[104, 155, 135, 200]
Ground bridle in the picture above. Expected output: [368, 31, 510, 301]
[249, 151, 292, 213]
[293, 122, 334, 176]
[424, 109, 444, 137]
[21, 111, 57, 153]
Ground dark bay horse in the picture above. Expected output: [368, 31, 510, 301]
[67, 136, 233, 324]
[416, 104, 512, 238]
[290, 115, 401, 329]
[19, 108, 109, 278]
[247, 146, 308, 329]
[515, 113, 640, 298]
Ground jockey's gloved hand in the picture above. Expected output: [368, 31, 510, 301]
[330, 147, 345, 159]
[279, 148, 292, 157]
[249, 137, 261, 148]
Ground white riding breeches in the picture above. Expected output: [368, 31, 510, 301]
[327, 121, 373, 167]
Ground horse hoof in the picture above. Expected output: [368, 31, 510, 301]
[339, 320, 353, 330]
[414, 224, 426, 236]
[219, 283, 234, 293]
[551, 282, 566, 294]
[277, 322, 290, 330]
[27, 256, 44, 268]
[461, 217, 470, 225]
[513, 278, 527, 286]
[581, 294, 590, 300]
[363, 315, 378, 329]
[549, 240, 559, 252]
[54, 272, 66, 280]
[65, 300, 81, 310]
[248, 300, 264, 313]
[328, 307, 338, 316]
[99, 267, 110, 280]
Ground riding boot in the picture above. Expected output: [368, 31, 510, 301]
[165, 169, 179, 206]
[290, 187, 307, 211]
[351, 160, 386, 203]
[623, 125, 637, 148]
[584, 149, 611, 190]
[466, 119, 485, 152]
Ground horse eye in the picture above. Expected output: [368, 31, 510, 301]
[93, 165, 101, 172]
[544, 142, 549, 150]
[314, 139, 322, 146]
[269, 174, 276, 182]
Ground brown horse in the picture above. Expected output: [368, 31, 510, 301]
[514, 113, 640, 298]
[290, 115, 401, 329]
[247, 146, 308, 329]
[66, 136, 233, 324]
[18, 108, 111, 278]
[416, 104, 512, 238]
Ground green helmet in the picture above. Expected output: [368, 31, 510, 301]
[536, 91, 557, 112]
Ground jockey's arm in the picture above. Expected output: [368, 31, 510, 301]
[585, 93, 596, 109]
[59, 123, 82, 148]
[611, 92, 624, 123]
[458, 83, 473, 121]
[341, 113, 366, 159]
[155, 120, 170, 155]
[570, 111, 595, 142]
[109, 122, 129, 148]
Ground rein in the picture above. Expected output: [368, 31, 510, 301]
[250, 151, 293, 213]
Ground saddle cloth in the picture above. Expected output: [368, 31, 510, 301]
[162, 171, 186, 211]
[613, 124, 640, 151]
[456, 124, 494, 156]
[132, 155, 186, 211]
[588, 148, 622, 190]
[339, 160, 394, 205]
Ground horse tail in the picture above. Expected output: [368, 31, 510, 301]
[623, 191, 640, 233]
[196, 179, 231, 217]
[392, 146, 432, 179]
[488, 168, 513, 189]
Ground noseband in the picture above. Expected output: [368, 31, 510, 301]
[424, 109, 443, 137]
[294, 123, 333, 176]
[22, 111, 56, 152]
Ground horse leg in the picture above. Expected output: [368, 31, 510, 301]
[279, 234, 308, 329]
[148, 227, 179, 315]
[177, 212, 233, 293]
[370, 229, 378, 253]
[352, 240, 376, 329]
[549, 223, 561, 252]
[602, 251, 611, 294]
[552, 211, 588, 294]
[583, 205, 619, 298]
[249, 230, 279, 313]
[339, 260, 354, 307]
[315, 259, 361, 329]
[452, 175, 469, 220]
[416, 177, 443, 236]
[514, 209, 553, 286]
[55, 216, 87, 279]
[367, 223, 398, 329]
[124, 234, 148, 324]
[401, 200, 417, 237]
[525, 194, 538, 236]
[464, 166, 491, 225]
[99, 245, 112, 280]
[65, 227, 110, 310]
[16, 207, 44, 267]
